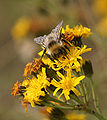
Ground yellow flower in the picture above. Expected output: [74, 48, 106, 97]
[62, 25, 91, 41]
[93, 0, 107, 17]
[11, 17, 31, 40]
[71, 25, 92, 38]
[51, 70, 85, 100]
[62, 26, 74, 41]
[41, 45, 91, 72]
[37, 24, 92, 72]
[23, 58, 43, 77]
[22, 68, 50, 107]
[23, 62, 32, 77]
[38, 49, 56, 68]
[66, 112, 86, 120]
[56, 45, 91, 71]
[38, 26, 91, 71]
[22, 79, 30, 87]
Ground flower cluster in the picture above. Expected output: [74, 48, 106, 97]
[24, 58, 43, 76]
[11, 23, 92, 116]
[40, 107, 86, 120]
[22, 68, 50, 107]
[11, 17, 31, 40]
[66, 112, 86, 120]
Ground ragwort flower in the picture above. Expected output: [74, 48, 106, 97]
[70, 25, 92, 38]
[11, 81, 22, 96]
[40, 45, 91, 72]
[22, 68, 50, 107]
[11, 17, 31, 40]
[53, 45, 91, 71]
[38, 25, 92, 72]
[51, 70, 85, 100]
[12, 68, 50, 107]
[11, 22, 96, 119]
[62, 24, 92, 41]
[24, 58, 43, 76]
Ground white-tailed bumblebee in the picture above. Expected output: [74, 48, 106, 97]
[34, 21, 68, 59]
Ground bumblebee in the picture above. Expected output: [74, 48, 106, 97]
[34, 21, 68, 59]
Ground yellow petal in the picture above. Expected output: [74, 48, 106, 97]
[62, 28, 65, 34]
[64, 90, 70, 100]
[73, 76, 85, 86]
[38, 50, 43, 56]
[72, 87, 80, 96]
[53, 88, 60, 96]
[57, 71, 65, 80]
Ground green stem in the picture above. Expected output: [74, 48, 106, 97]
[78, 72, 88, 104]
[83, 81, 89, 102]
[42, 99, 106, 120]
[84, 106, 106, 120]
[42, 101, 73, 110]
[89, 77, 98, 111]
[45, 101, 80, 111]
[47, 95, 76, 107]
[80, 80, 87, 103]
[55, 104, 106, 120]
[93, 111, 106, 120]
[70, 94, 84, 105]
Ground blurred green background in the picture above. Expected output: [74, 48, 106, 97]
[0, 0, 107, 120]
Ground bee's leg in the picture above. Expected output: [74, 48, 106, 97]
[60, 33, 64, 39]
[61, 47, 69, 59]
[64, 45, 70, 52]
[40, 48, 46, 59]
[46, 53, 55, 62]
[62, 39, 73, 53]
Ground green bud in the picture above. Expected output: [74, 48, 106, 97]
[49, 108, 67, 120]
[82, 59, 93, 77]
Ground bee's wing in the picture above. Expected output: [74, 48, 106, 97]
[34, 35, 46, 47]
[51, 20, 63, 33]
[51, 20, 63, 41]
